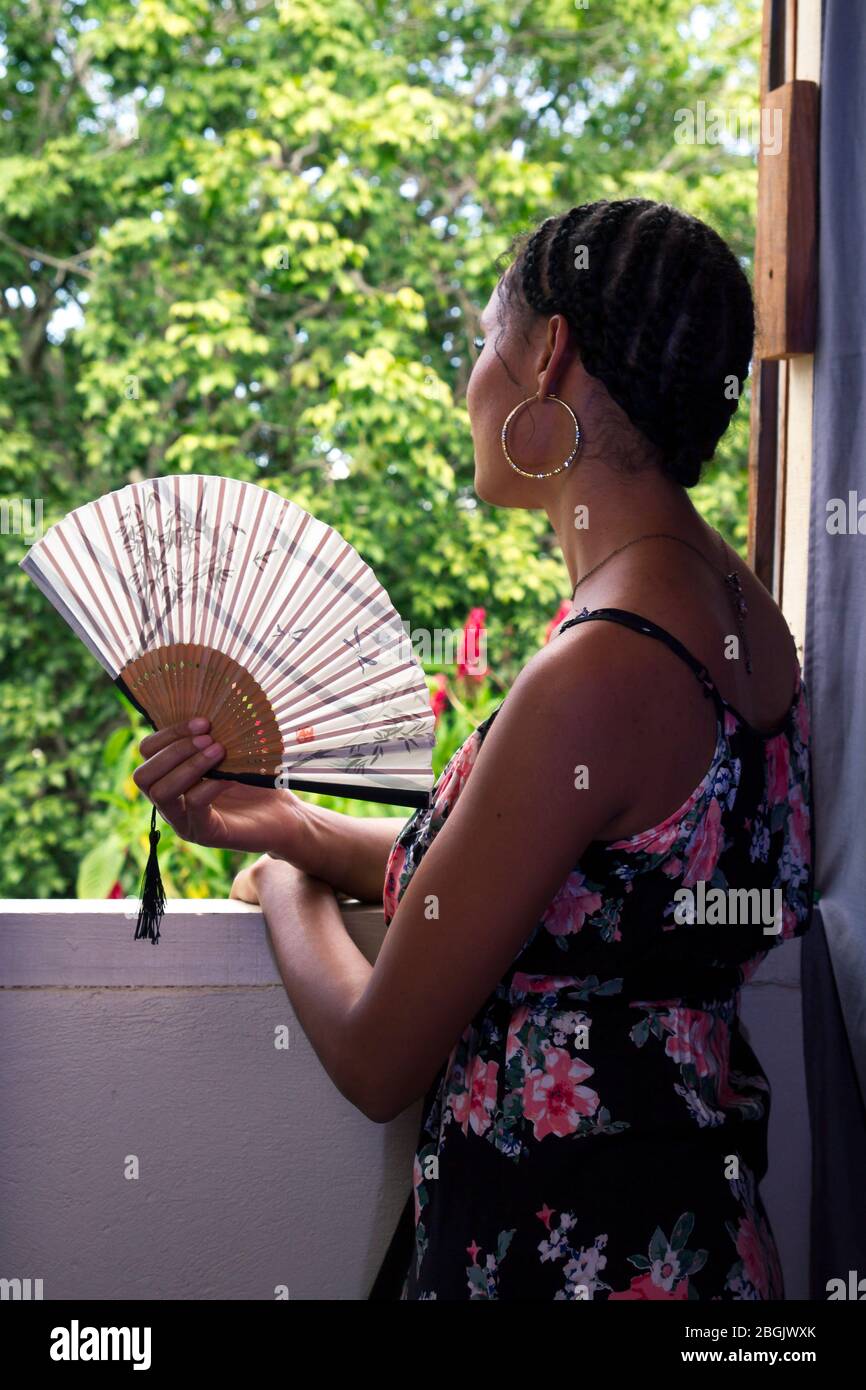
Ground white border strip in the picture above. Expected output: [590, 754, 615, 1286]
[0, 899, 386, 987]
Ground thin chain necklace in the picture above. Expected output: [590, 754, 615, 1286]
[570, 530, 753, 674]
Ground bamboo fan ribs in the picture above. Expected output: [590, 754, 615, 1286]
[22, 475, 435, 812]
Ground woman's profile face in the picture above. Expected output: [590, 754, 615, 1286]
[465, 285, 532, 507]
[465, 281, 580, 508]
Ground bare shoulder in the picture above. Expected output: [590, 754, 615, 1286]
[515, 615, 650, 719]
[507, 608, 725, 841]
[593, 536, 800, 727]
[648, 552, 800, 724]
[527, 608, 705, 719]
[471, 617, 673, 833]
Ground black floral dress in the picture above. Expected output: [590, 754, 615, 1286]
[371, 608, 814, 1301]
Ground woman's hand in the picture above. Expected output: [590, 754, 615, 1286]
[229, 855, 334, 909]
[229, 854, 273, 905]
[134, 718, 409, 902]
[133, 718, 308, 860]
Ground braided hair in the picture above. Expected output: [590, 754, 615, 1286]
[497, 199, 755, 487]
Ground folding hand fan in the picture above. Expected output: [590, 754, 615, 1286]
[22, 474, 436, 941]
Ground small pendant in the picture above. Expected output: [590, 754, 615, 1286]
[724, 571, 748, 618]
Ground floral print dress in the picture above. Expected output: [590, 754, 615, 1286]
[372, 607, 814, 1301]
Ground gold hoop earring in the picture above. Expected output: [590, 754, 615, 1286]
[501, 393, 581, 479]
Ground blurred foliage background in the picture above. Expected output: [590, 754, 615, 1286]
[0, 0, 761, 899]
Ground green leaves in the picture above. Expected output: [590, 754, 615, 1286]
[0, 0, 760, 898]
[77, 836, 125, 900]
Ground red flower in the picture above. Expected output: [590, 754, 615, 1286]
[106, 880, 123, 899]
[609, 1272, 689, 1300]
[544, 598, 573, 644]
[522, 1047, 599, 1139]
[429, 672, 449, 723]
[735, 1216, 771, 1298]
[457, 607, 488, 680]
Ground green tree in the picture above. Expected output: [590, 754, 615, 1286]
[0, 0, 762, 897]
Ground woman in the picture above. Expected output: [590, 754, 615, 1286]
[133, 199, 814, 1300]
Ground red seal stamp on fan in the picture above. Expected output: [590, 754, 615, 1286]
[297, 726, 315, 743]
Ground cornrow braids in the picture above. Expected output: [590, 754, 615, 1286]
[623, 240, 696, 464]
[601, 203, 675, 374]
[543, 206, 585, 313]
[521, 217, 557, 316]
[500, 198, 755, 488]
[620, 213, 708, 469]
[553, 201, 640, 379]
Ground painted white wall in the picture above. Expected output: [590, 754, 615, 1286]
[0, 901, 420, 1301]
[0, 901, 809, 1299]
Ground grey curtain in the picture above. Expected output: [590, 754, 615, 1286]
[802, 0, 866, 1299]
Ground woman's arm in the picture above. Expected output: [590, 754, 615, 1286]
[236, 624, 639, 1123]
[280, 805, 407, 904]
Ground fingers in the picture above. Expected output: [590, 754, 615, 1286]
[183, 776, 233, 812]
[134, 733, 223, 795]
[133, 734, 225, 829]
[139, 717, 210, 759]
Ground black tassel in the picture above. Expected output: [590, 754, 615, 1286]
[135, 804, 166, 944]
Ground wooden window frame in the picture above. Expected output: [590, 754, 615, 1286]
[749, 0, 821, 659]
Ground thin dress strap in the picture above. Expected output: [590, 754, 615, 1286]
[556, 606, 725, 714]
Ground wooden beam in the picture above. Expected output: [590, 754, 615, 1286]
[748, 357, 780, 587]
[754, 79, 818, 359]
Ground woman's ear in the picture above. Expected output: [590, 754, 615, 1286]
[537, 312, 573, 396]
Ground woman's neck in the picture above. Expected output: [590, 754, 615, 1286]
[544, 465, 711, 594]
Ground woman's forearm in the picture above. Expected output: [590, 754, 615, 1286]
[254, 864, 376, 1112]
[282, 804, 407, 903]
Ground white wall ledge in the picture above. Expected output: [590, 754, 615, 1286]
[0, 897, 414, 1300]
[0, 898, 387, 987]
